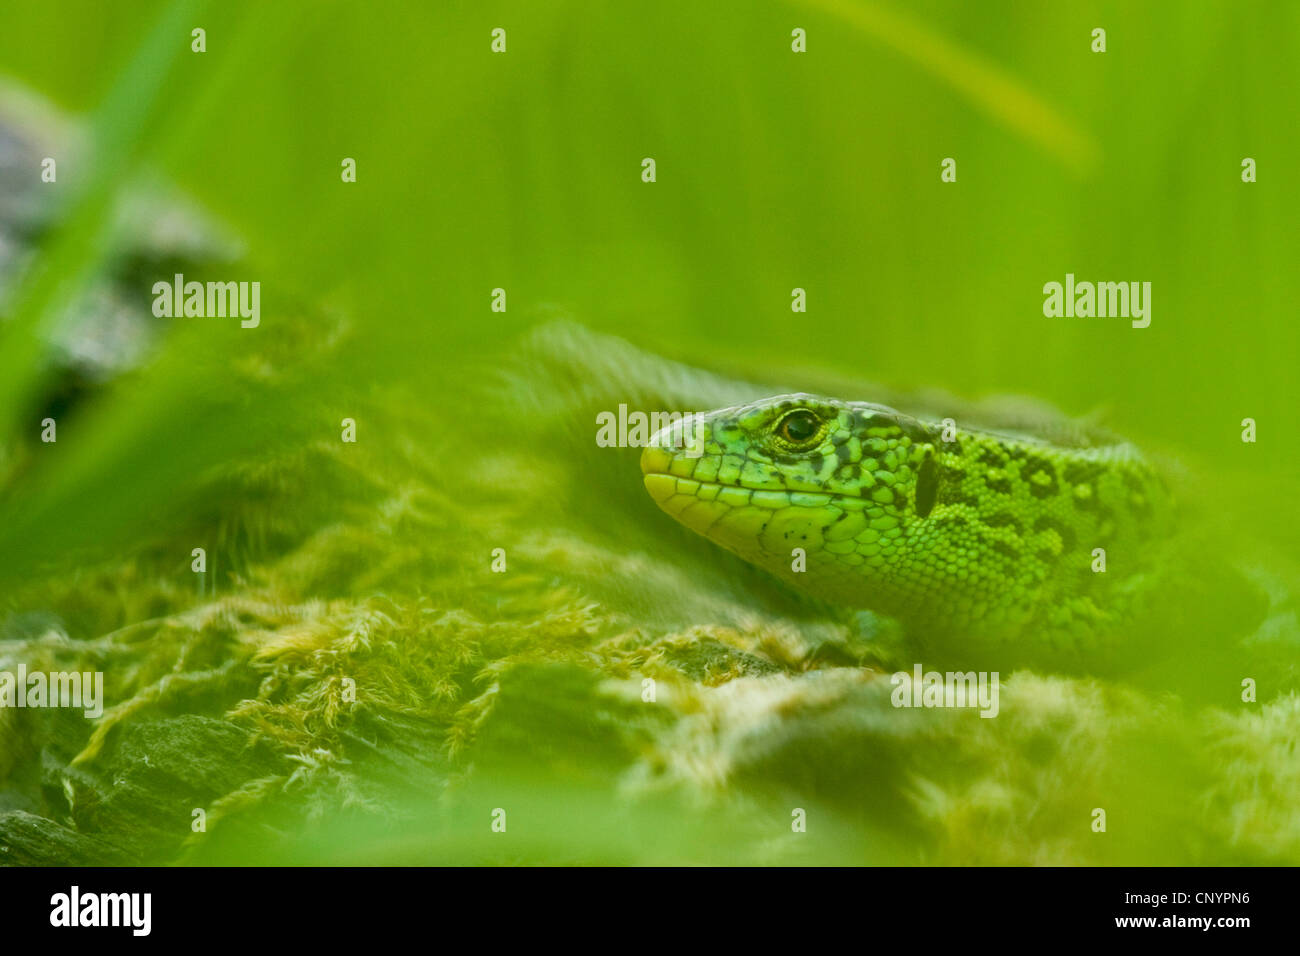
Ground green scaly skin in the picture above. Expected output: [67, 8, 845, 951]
[641, 393, 1180, 667]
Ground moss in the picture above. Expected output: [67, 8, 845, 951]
[1, 324, 1298, 865]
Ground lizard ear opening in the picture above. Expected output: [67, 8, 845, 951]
[914, 451, 939, 518]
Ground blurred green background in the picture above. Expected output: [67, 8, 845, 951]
[4, 0, 1297, 558]
[0, 0, 1297, 865]
[2, 0, 1297, 564]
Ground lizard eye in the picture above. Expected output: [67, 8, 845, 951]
[776, 409, 821, 446]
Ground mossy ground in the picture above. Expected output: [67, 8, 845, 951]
[1, 322, 1297, 866]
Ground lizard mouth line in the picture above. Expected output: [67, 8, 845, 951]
[641, 471, 864, 508]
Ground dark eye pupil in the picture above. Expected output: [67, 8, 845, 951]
[781, 412, 817, 442]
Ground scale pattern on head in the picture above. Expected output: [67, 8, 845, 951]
[641, 392, 1175, 658]
[640, 394, 937, 601]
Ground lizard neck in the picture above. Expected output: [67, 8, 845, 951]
[881, 427, 1174, 643]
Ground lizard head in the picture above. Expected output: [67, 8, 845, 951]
[640, 393, 939, 602]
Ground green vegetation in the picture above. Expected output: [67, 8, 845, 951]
[0, 0, 1296, 865]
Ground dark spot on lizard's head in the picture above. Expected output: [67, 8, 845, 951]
[1120, 470, 1153, 520]
[1065, 461, 1105, 486]
[1020, 457, 1059, 498]
[1032, 515, 1077, 554]
[914, 452, 939, 518]
[1121, 470, 1146, 496]
[984, 512, 1023, 535]
[985, 475, 1013, 496]
[992, 540, 1021, 561]
[936, 463, 978, 507]
[1071, 482, 1099, 512]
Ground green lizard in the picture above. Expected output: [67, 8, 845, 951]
[641, 393, 1246, 671]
